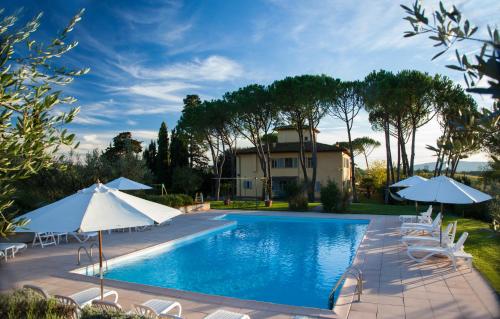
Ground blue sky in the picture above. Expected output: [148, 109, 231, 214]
[6, 0, 499, 166]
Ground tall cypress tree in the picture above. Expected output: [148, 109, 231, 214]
[143, 140, 157, 173]
[156, 122, 170, 186]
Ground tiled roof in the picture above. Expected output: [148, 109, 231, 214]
[236, 142, 348, 154]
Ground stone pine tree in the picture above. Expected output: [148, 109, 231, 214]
[181, 95, 209, 169]
[170, 128, 190, 169]
[156, 122, 170, 187]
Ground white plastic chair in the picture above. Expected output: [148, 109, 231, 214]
[400, 213, 441, 235]
[399, 205, 432, 223]
[407, 232, 472, 271]
[54, 232, 68, 244]
[32, 232, 57, 248]
[402, 221, 457, 247]
[134, 299, 182, 318]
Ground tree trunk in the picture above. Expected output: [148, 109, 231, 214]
[400, 129, 409, 177]
[409, 124, 417, 176]
[346, 121, 358, 202]
[296, 121, 309, 187]
[433, 147, 442, 177]
[309, 123, 318, 202]
[396, 118, 402, 181]
[363, 151, 370, 170]
[383, 120, 393, 204]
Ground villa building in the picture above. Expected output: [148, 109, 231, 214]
[235, 126, 351, 199]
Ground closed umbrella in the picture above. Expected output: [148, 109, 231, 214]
[398, 175, 492, 243]
[17, 183, 181, 298]
[105, 177, 152, 190]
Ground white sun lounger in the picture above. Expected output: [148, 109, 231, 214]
[134, 299, 182, 317]
[399, 205, 432, 223]
[400, 213, 441, 235]
[55, 287, 118, 309]
[0, 242, 27, 260]
[402, 221, 457, 247]
[70, 232, 98, 243]
[204, 310, 250, 319]
[407, 232, 472, 271]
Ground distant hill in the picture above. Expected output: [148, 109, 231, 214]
[414, 161, 490, 172]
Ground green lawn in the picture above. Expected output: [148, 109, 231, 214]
[209, 200, 321, 211]
[209, 200, 500, 293]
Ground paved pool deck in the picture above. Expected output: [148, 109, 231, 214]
[0, 211, 498, 319]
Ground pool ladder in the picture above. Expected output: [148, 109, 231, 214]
[77, 244, 108, 276]
[328, 266, 363, 310]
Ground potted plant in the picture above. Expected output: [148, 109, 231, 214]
[264, 195, 272, 207]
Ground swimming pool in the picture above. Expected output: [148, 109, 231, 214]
[102, 214, 369, 309]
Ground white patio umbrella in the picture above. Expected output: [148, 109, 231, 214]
[398, 175, 492, 243]
[389, 175, 428, 188]
[105, 177, 152, 190]
[390, 175, 428, 214]
[16, 183, 182, 298]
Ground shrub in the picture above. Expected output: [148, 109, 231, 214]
[171, 167, 202, 195]
[341, 189, 352, 211]
[144, 194, 193, 208]
[359, 176, 375, 199]
[0, 289, 151, 319]
[0, 289, 76, 319]
[452, 202, 491, 222]
[320, 180, 341, 212]
[283, 181, 308, 211]
[81, 306, 147, 319]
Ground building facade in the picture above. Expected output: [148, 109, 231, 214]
[235, 127, 351, 199]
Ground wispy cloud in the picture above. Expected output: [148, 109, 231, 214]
[118, 55, 244, 81]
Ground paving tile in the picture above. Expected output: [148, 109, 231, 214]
[376, 295, 404, 306]
[404, 306, 434, 319]
[349, 301, 377, 313]
[346, 310, 376, 319]
[377, 304, 404, 319]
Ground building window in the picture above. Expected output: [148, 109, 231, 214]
[343, 158, 350, 168]
[243, 181, 253, 189]
[272, 158, 298, 168]
[305, 136, 309, 141]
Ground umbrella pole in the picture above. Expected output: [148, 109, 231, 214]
[415, 201, 418, 217]
[98, 230, 103, 300]
[439, 203, 443, 245]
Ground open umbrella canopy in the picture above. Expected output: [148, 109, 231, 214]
[105, 177, 152, 190]
[16, 183, 181, 233]
[397, 175, 492, 204]
[390, 175, 428, 188]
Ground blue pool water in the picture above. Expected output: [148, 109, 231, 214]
[103, 214, 369, 309]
